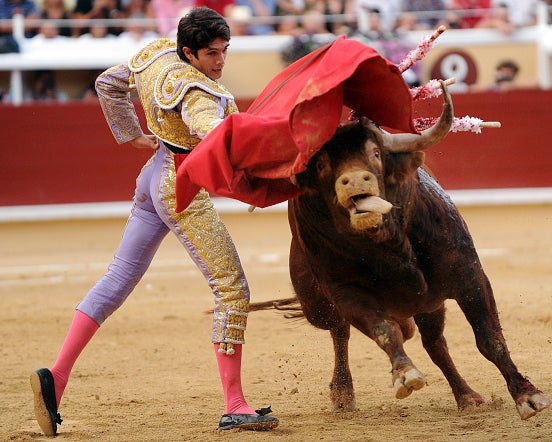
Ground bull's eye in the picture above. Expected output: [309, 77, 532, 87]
[373, 149, 381, 159]
[314, 153, 330, 175]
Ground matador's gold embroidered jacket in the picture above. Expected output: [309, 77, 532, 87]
[95, 38, 238, 150]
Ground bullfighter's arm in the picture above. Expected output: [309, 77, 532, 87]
[180, 87, 237, 142]
[95, 63, 143, 145]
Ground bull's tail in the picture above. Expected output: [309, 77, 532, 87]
[204, 297, 304, 318]
[250, 297, 305, 319]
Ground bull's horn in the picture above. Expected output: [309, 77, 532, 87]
[382, 80, 454, 153]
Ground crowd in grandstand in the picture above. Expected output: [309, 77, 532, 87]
[0, 0, 546, 40]
[0, 0, 548, 101]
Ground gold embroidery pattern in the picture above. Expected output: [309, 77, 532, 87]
[182, 89, 237, 138]
[159, 150, 249, 352]
[155, 63, 233, 110]
[128, 38, 177, 72]
[96, 63, 143, 144]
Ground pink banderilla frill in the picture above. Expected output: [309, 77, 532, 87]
[414, 116, 501, 134]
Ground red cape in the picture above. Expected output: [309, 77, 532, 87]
[175, 36, 417, 212]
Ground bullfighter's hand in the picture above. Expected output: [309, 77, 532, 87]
[130, 134, 159, 150]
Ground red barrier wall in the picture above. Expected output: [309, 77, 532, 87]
[1, 91, 551, 207]
[1, 102, 151, 206]
[419, 89, 552, 190]
[0, 99, 252, 206]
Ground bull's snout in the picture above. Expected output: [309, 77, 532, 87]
[336, 170, 379, 202]
[335, 170, 392, 232]
[338, 170, 374, 190]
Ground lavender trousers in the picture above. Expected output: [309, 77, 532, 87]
[77, 144, 250, 343]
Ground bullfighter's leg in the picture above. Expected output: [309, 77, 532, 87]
[414, 308, 485, 409]
[455, 271, 550, 419]
[333, 296, 425, 400]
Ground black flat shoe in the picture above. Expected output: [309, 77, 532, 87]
[30, 368, 63, 436]
[218, 406, 279, 431]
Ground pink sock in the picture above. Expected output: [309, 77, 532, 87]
[50, 310, 99, 407]
[214, 343, 256, 415]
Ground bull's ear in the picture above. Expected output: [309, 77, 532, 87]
[293, 171, 308, 191]
[293, 170, 319, 194]
[384, 151, 425, 185]
[294, 151, 331, 194]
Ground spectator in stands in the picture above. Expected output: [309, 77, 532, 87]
[71, 0, 121, 37]
[447, 0, 491, 29]
[233, 0, 278, 35]
[313, 0, 354, 34]
[491, 0, 538, 28]
[78, 18, 118, 37]
[77, 68, 101, 101]
[301, 6, 331, 34]
[437, 8, 462, 29]
[395, 11, 422, 31]
[402, 0, 446, 30]
[280, 8, 332, 65]
[26, 70, 69, 101]
[355, 0, 401, 34]
[150, 0, 195, 37]
[225, 4, 250, 35]
[38, 0, 73, 37]
[118, 0, 157, 34]
[0, 0, 40, 38]
[274, 12, 302, 35]
[33, 19, 67, 39]
[195, 0, 234, 16]
[354, 6, 387, 40]
[474, 2, 514, 35]
[351, 7, 420, 86]
[118, 11, 158, 40]
[489, 59, 519, 91]
[276, 0, 309, 16]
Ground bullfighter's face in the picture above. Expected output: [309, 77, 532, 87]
[184, 38, 229, 80]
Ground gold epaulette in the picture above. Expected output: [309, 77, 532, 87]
[155, 63, 234, 110]
[128, 38, 177, 73]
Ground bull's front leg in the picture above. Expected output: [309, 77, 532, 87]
[375, 318, 427, 399]
[456, 271, 550, 420]
[329, 323, 357, 411]
[415, 307, 485, 409]
[335, 297, 426, 400]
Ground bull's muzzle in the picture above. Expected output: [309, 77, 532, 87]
[335, 170, 393, 231]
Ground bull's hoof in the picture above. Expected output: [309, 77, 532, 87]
[331, 400, 358, 412]
[393, 368, 426, 399]
[516, 391, 550, 420]
[330, 387, 357, 412]
[456, 391, 486, 410]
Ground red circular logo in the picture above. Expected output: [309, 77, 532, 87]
[430, 50, 478, 92]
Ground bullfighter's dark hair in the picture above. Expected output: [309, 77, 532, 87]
[177, 7, 230, 63]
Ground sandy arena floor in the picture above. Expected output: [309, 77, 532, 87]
[1, 204, 551, 441]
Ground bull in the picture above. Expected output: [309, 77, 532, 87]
[262, 82, 549, 420]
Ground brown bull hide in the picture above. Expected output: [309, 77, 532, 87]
[265, 117, 550, 421]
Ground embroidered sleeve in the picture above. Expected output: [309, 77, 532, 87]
[180, 87, 227, 140]
[95, 63, 143, 144]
